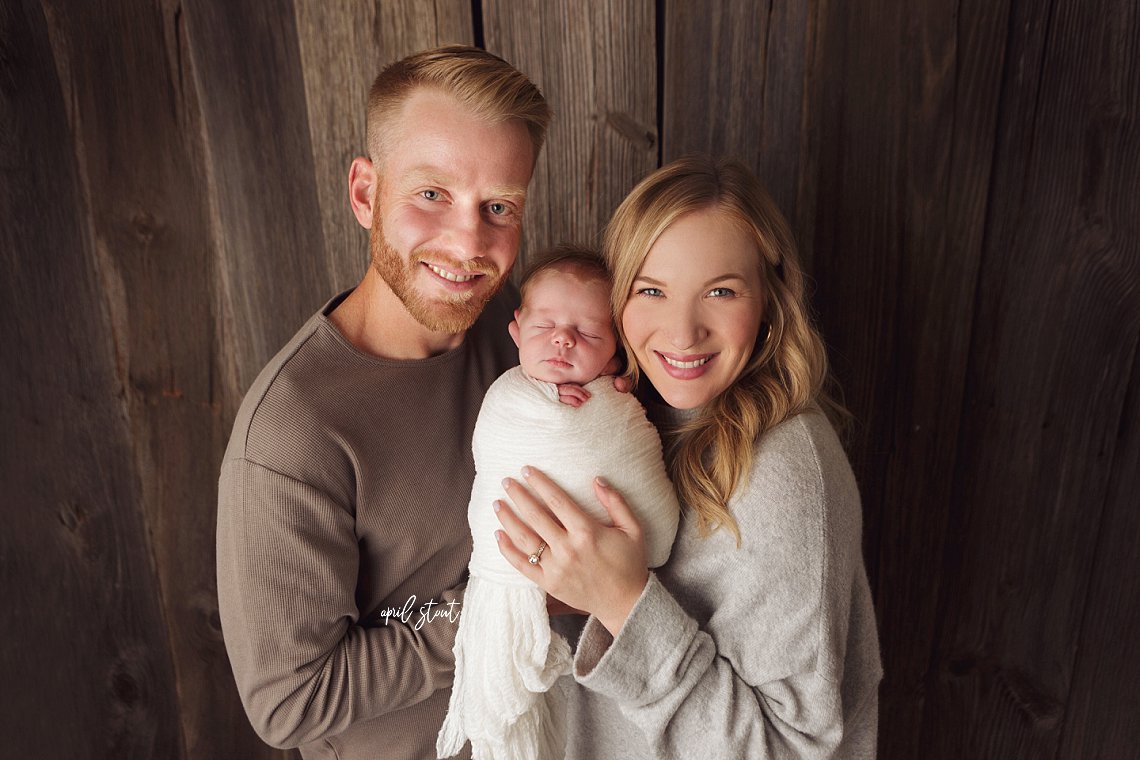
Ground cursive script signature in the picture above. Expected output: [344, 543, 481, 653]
[377, 596, 461, 631]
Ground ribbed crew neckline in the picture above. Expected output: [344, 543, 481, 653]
[316, 290, 475, 368]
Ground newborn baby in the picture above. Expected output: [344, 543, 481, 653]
[437, 247, 680, 760]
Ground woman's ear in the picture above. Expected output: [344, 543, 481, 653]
[348, 157, 376, 229]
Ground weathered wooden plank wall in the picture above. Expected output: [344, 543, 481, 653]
[2, 0, 1136, 758]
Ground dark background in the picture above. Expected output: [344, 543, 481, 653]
[2, 1, 1137, 758]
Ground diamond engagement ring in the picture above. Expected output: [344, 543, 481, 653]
[528, 541, 547, 565]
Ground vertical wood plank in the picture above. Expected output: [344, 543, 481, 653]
[662, 0, 816, 224]
[292, 0, 474, 298]
[181, 0, 329, 394]
[35, 0, 294, 756]
[377, 0, 474, 57]
[920, 0, 1140, 755]
[1057, 350, 1140, 758]
[870, 0, 1013, 757]
[483, 0, 657, 269]
[0, 0, 182, 756]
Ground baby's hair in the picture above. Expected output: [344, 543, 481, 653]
[518, 244, 612, 304]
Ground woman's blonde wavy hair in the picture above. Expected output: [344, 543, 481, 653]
[604, 156, 840, 545]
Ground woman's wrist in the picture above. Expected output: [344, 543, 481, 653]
[596, 570, 650, 636]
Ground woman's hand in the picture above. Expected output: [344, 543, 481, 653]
[494, 467, 650, 636]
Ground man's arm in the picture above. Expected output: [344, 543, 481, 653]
[217, 458, 462, 748]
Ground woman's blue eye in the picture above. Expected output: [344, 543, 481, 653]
[709, 287, 735, 297]
[636, 287, 663, 297]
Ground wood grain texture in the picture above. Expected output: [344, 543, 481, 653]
[868, 1, 1013, 757]
[1053, 9, 1140, 755]
[37, 0, 280, 756]
[1, 1, 182, 756]
[1057, 348, 1140, 759]
[663, 0, 817, 224]
[181, 0, 329, 394]
[919, 0, 1140, 755]
[482, 0, 657, 268]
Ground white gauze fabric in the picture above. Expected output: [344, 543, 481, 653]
[437, 366, 680, 760]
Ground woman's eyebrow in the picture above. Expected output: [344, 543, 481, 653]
[633, 273, 747, 287]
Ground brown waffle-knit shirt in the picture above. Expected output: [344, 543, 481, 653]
[217, 289, 517, 760]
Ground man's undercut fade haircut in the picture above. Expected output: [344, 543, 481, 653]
[367, 45, 551, 167]
[518, 245, 612, 303]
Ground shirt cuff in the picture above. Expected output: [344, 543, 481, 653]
[572, 572, 697, 703]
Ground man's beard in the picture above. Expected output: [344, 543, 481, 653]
[369, 221, 508, 334]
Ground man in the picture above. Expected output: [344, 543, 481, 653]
[216, 46, 550, 760]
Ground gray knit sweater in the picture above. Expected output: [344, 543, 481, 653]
[562, 409, 883, 759]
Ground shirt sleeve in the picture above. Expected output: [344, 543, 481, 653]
[216, 458, 463, 748]
[572, 575, 844, 759]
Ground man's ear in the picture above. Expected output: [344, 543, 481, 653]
[508, 310, 522, 348]
[348, 157, 376, 229]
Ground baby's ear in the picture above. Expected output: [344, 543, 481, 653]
[601, 355, 622, 376]
[508, 310, 522, 348]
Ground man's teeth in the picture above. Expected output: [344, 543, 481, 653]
[662, 355, 711, 369]
[428, 264, 477, 282]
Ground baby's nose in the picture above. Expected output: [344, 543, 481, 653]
[552, 328, 575, 347]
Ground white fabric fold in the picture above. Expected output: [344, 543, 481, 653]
[437, 367, 680, 760]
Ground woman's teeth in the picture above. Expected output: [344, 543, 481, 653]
[428, 264, 477, 282]
[662, 355, 711, 369]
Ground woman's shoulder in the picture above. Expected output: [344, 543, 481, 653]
[737, 408, 860, 526]
[755, 407, 848, 474]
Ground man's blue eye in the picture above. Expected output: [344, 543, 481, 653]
[422, 189, 441, 201]
[488, 202, 508, 215]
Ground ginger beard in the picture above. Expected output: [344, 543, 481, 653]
[369, 218, 509, 334]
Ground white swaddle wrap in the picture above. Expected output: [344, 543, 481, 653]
[437, 366, 680, 760]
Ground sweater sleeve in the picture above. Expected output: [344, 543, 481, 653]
[573, 577, 842, 758]
[572, 416, 860, 759]
[217, 458, 463, 749]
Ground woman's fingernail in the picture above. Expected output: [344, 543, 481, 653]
[494, 530, 502, 541]
[521, 465, 533, 478]
[502, 477, 512, 490]
[493, 500, 501, 513]
[596, 476, 610, 489]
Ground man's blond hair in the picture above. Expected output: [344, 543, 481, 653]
[367, 45, 551, 167]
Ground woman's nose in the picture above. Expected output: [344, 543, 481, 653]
[666, 310, 705, 349]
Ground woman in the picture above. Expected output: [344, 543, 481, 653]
[493, 156, 883, 758]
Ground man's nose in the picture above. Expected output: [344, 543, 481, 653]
[440, 205, 489, 260]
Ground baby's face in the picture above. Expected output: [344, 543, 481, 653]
[512, 271, 618, 385]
